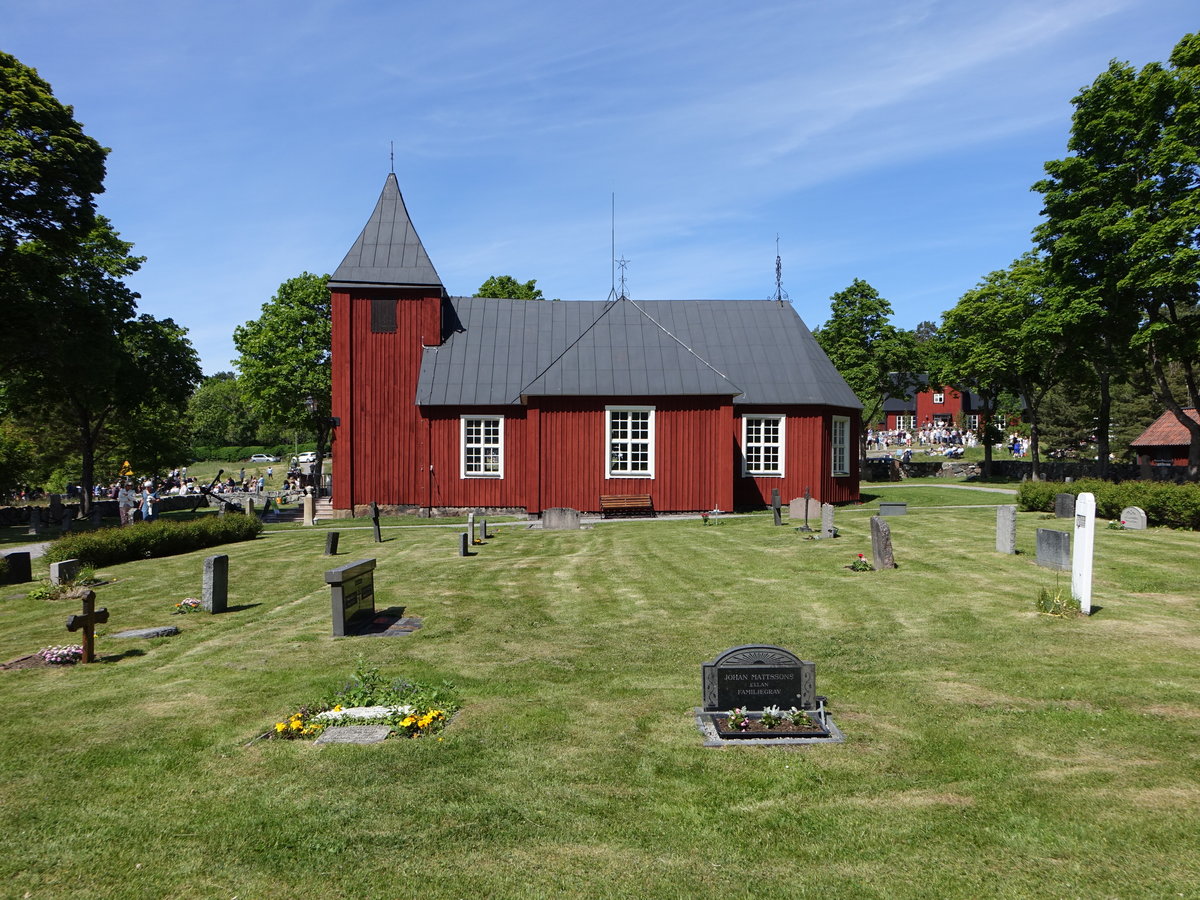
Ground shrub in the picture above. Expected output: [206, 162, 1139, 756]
[1018, 479, 1200, 530]
[43, 514, 263, 567]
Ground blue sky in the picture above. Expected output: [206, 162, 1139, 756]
[5, 0, 1197, 375]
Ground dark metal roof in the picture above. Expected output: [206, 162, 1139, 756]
[416, 297, 862, 409]
[329, 174, 442, 289]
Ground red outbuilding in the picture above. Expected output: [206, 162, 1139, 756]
[1130, 408, 1200, 467]
[329, 176, 862, 516]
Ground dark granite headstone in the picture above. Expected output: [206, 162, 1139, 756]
[771, 488, 781, 510]
[2, 551, 32, 584]
[773, 506, 782, 526]
[325, 559, 377, 637]
[29, 506, 45, 535]
[325, 531, 340, 556]
[459, 532, 469, 556]
[1036, 528, 1071, 571]
[202, 554, 228, 613]
[371, 501, 382, 543]
[1055, 493, 1076, 518]
[702, 645, 816, 711]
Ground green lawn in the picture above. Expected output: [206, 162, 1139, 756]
[1, 500, 1198, 898]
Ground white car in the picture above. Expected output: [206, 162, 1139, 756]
[296, 451, 318, 464]
[249, 454, 279, 463]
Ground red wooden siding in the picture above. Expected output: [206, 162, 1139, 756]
[733, 407, 859, 507]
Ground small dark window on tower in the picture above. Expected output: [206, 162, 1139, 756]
[371, 298, 397, 333]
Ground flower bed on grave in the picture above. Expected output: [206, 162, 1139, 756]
[712, 705, 831, 740]
[262, 657, 460, 742]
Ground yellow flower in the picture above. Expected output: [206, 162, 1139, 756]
[275, 722, 286, 733]
[332, 705, 343, 712]
[401, 716, 417, 727]
[290, 720, 303, 731]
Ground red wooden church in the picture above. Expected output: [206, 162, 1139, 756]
[329, 175, 862, 516]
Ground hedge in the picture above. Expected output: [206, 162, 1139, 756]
[1017, 479, 1200, 530]
[43, 514, 264, 567]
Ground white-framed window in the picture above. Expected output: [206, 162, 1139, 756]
[742, 415, 785, 476]
[606, 407, 654, 478]
[461, 415, 504, 478]
[932, 391, 945, 405]
[831, 415, 851, 477]
[966, 414, 981, 430]
[896, 414, 916, 431]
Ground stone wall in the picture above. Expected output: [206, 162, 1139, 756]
[862, 457, 1163, 482]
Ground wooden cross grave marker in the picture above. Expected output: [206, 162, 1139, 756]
[65, 588, 109, 663]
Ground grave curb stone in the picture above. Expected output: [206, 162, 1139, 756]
[111, 625, 180, 639]
[313, 724, 392, 745]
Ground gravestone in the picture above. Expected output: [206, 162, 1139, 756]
[1055, 493, 1075, 518]
[995, 505, 1017, 554]
[459, 532, 469, 556]
[303, 493, 315, 527]
[878, 502, 907, 516]
[773, 506, 783, 526]
[243, 497, 255, 518]
[60, 510, 73, 532]
[50, 558, 82, 586]
[1036, 528, 1071, 571]
[1072, 492, 1096, 615]
[2, 551, 32, 584]
[701, 645, 817, 711]
[371, 501, 382, 543]
[870, 516, 896, 570]
[542, 508, 581, 530]
[789, 495, 815, 531]
[65, 588, 108, 663]
[467, 512, 476, 544]
[820, 503, 835, 539]
[1120, 506, 1147, 530]
[325, 558, 377, 637]
[325, 531, 340, 556]
[480, 517, 489, 540]
[29, 506, 45, 535]
[48, 494, 63, 522]
[771, 488, 782, 524]
[202, 554, 228, 613]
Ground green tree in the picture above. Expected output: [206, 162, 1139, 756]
[476, 275, 544, 300]
[188, 373, 253, 448]
[1, 51, 108, 371]
[940, 254, 1070, 480]
[813, 279, 918, 459]
[1034, 32, 1200, 478]
[1, 218, 201, 513]
[233, 273, 333, 485]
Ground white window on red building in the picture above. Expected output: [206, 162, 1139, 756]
[742, 415, 785, 476]
[461, 416, 504, 478]
[606, 407, 655, 477]
[933, 391, 945, 404]
[831, 416, 850, 477]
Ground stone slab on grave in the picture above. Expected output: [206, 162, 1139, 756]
[325, 558, 377, 637]
[878, 502, 907, 516]
[314, 725, 392, 745]
[1036, 528, 1071, 571]
[1055, 493, 1076, 518]
[542, 507, 582, 530]
[111, 625, 180, 639]
[1120, 506, 1147, 530]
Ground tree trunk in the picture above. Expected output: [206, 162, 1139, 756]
[1093, 360, 1112, 480]
[78, 420, 95, 519]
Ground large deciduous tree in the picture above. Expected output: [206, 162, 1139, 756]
[1, 51, 108, 372]
[233, 273, 333, 486]
[813, 279, 918, 460]
[1034, 32, 1200, 478]
[940, 254, 1070, 480]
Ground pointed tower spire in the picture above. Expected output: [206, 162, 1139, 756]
[329, 174, 443, 289]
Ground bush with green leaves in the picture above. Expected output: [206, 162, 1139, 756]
[43, 514, 263, 567]
[1018, 479, 1200, 530]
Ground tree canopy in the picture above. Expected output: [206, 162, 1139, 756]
[476, 275, 544, 300]
[233, 272, 333, 474]
[1034, 31, 1200, 477]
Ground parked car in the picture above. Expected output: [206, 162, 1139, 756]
[296, 451, 318, 464]
[249, 453, 280, 463]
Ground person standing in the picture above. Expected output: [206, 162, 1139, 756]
[117, 481, 137, 526]
[140, 480, 158, 523]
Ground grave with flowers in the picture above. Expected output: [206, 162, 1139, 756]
[695, 644, 843, 746]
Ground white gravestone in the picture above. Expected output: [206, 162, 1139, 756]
[1120, 506, 1147, 530]
[1072, 492, 1096, 615]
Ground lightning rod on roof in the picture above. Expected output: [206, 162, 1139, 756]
[608, 192, 616, 302]
[389, 140, 395, 174]
[772, 234, 790, 306]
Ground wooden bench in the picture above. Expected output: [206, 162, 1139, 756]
[599, 494, 655, 518]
